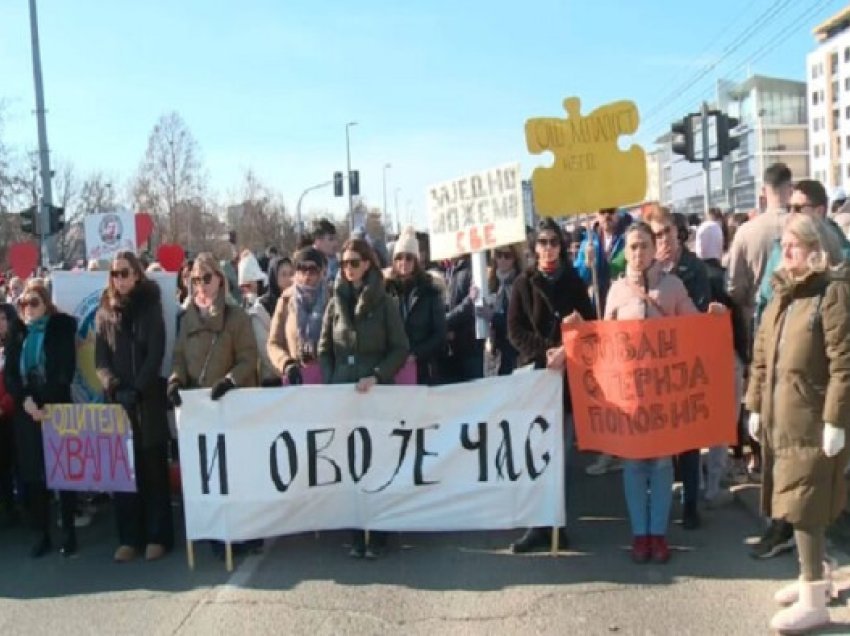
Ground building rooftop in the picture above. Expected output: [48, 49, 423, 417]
[724, 74, 805, 99]
[813, 5, 850, 43]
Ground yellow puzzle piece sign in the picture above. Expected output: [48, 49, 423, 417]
[525, 97, 647, 216]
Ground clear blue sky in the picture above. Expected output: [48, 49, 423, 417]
[0, 0, 843, 229]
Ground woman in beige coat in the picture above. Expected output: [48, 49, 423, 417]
[747, 213, 850, 634]
[267, 248, 328, 385]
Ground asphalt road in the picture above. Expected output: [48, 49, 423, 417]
[0, 455, 849, 636]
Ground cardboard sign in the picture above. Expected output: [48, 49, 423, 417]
[135, 212, 154, 248]
[427, 163, 525, 261]
[7, 241, 39, 279]
[562, 314, 736, 459]
[84, 210, 137, 262]
[526, 97, 647, 216]
[42, 404, 136, 492]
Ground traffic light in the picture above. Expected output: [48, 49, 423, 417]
[19, 205, 38, 236]
[333, 171, 344, 197]
[717, 114, 741, 158]
[671, 116, 695, 161]
[48, 205, 65, 235]
[349, 170, 360, 196]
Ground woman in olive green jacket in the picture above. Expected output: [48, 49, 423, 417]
[318, 238, 408, 559]
[747, 213, 850, 633]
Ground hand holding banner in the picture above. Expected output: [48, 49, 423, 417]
[562, 314, 736, 459]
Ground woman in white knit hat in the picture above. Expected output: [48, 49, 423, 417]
[385, 227, 447, 385]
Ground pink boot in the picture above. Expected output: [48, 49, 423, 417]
[770, 580, 830, 633]
[774, 558, 837, 605]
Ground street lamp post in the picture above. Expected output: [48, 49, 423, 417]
[394, 187, 401, 234]
[345, 121, 358, 230]
[382, 163, 391, 234]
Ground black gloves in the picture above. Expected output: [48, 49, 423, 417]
[167, 382, 182, 408]
[285, 365, 303, 386]
[210, 377, 235, 401]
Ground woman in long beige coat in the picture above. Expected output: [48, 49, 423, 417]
[747, 213, 850, 633]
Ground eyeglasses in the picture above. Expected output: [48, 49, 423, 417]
[536, 237, 560, 247]
[652, 226, 673, 239]
[18, 296, 42, 309]
[394, 253, 415, 263]
[494, 251, 514, 259]
[341, 258, 363, 269]
[296, 263, 319, 274]
[190, 272, 214, 286]
[788, 203, 813, 213]
[110, 268, 131, 279]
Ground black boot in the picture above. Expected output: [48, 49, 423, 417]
[349, 531, 366, 558]
[681, 503, 701, 530]
[511, 527, 569, 553]
[59, 531, 77, 558]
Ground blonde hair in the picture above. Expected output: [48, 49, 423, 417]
[192, 252, 229, 296]
[782, 214, 844, 274]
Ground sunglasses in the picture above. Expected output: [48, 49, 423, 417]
[18, 296, 42, 309]
[652, 226, 673, 239]
[190, 272, 214, 286]
[110, 268, 131, 279]
[788, 203, 813, 213]
[296, 263, 319, 274]
[536, 237, 560, 247]
[494, 250, 514, 259]
[341, 258, 363, 269]
[394, 253, 415, 263]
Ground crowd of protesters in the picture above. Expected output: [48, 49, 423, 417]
[0, 161, 849, 632]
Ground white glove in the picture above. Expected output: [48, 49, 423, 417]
[823, 423, 845, 458]
[748, 412, 761, 439]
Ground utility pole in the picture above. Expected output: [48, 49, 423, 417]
[701, 101, 711, 215]
[345, 122, 357, 231]
[28, 0, 54, 266]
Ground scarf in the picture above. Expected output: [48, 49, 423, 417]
[539, 261, 565, 282]
[20, 316, 48, 380]
[295, 282, 326, 351]
[494, 269, 516, 314]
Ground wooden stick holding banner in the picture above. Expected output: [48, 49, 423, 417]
[585, 218, 602, 320]
[225, 542, 234, 572]
[551, 526, 559, 554]
[471, 251, 489, 339]
[187, 540, 195, 570]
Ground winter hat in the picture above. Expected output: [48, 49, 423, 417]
[393, 227, 420, 260]
[695, 220, 723, 261]
[237, 250, 265, 285]
[832, 186, 847, 203]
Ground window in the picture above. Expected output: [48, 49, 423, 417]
[813, 91, 820, 105]
[846, 47, 850, 62]
[847, 164, 850, 178]
[846, 77, 850, 91]
[846, 135, 850, 149]
[814, 118, 820, 132]
[845, 106, 850, 119]
[834, 109, 840, 130]
[815, 145, 821, 158]
[834, 165, 842, 186]
[832, 52, 839, 73]
[834, 80, 840, 102]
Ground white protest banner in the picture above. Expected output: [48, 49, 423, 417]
[51, 271, 178, 403]
[178, 371, 564, 542]
[84, 210, 137, 262]
[427, 162, 525, 261]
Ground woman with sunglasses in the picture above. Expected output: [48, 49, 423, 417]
[4, 279, 78, 557]
[507, 218, 595, 553]
[385, 227, 446, 386]
[480, 243, 523, 376]
[319, 238, 409, 559]
[94, 251, 173, 562]
[268, 248, 328, 386]
[168, 253, 258, 407]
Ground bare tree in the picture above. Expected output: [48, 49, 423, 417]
[227, 169, 296, 255]
[134, 112, 206, 243]
[76, 171, 117, 218]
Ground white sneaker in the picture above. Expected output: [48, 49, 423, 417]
[585, 454, 622, 476]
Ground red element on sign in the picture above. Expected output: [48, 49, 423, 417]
[135, 213, 154, 248]
[157, 244, 185, 272]
[455, 224, 496, 255]
[7, 241, 39, 279]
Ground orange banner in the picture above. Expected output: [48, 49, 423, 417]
[562, 314, 736, 460]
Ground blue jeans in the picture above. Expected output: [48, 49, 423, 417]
[623, 457, 673, 536]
